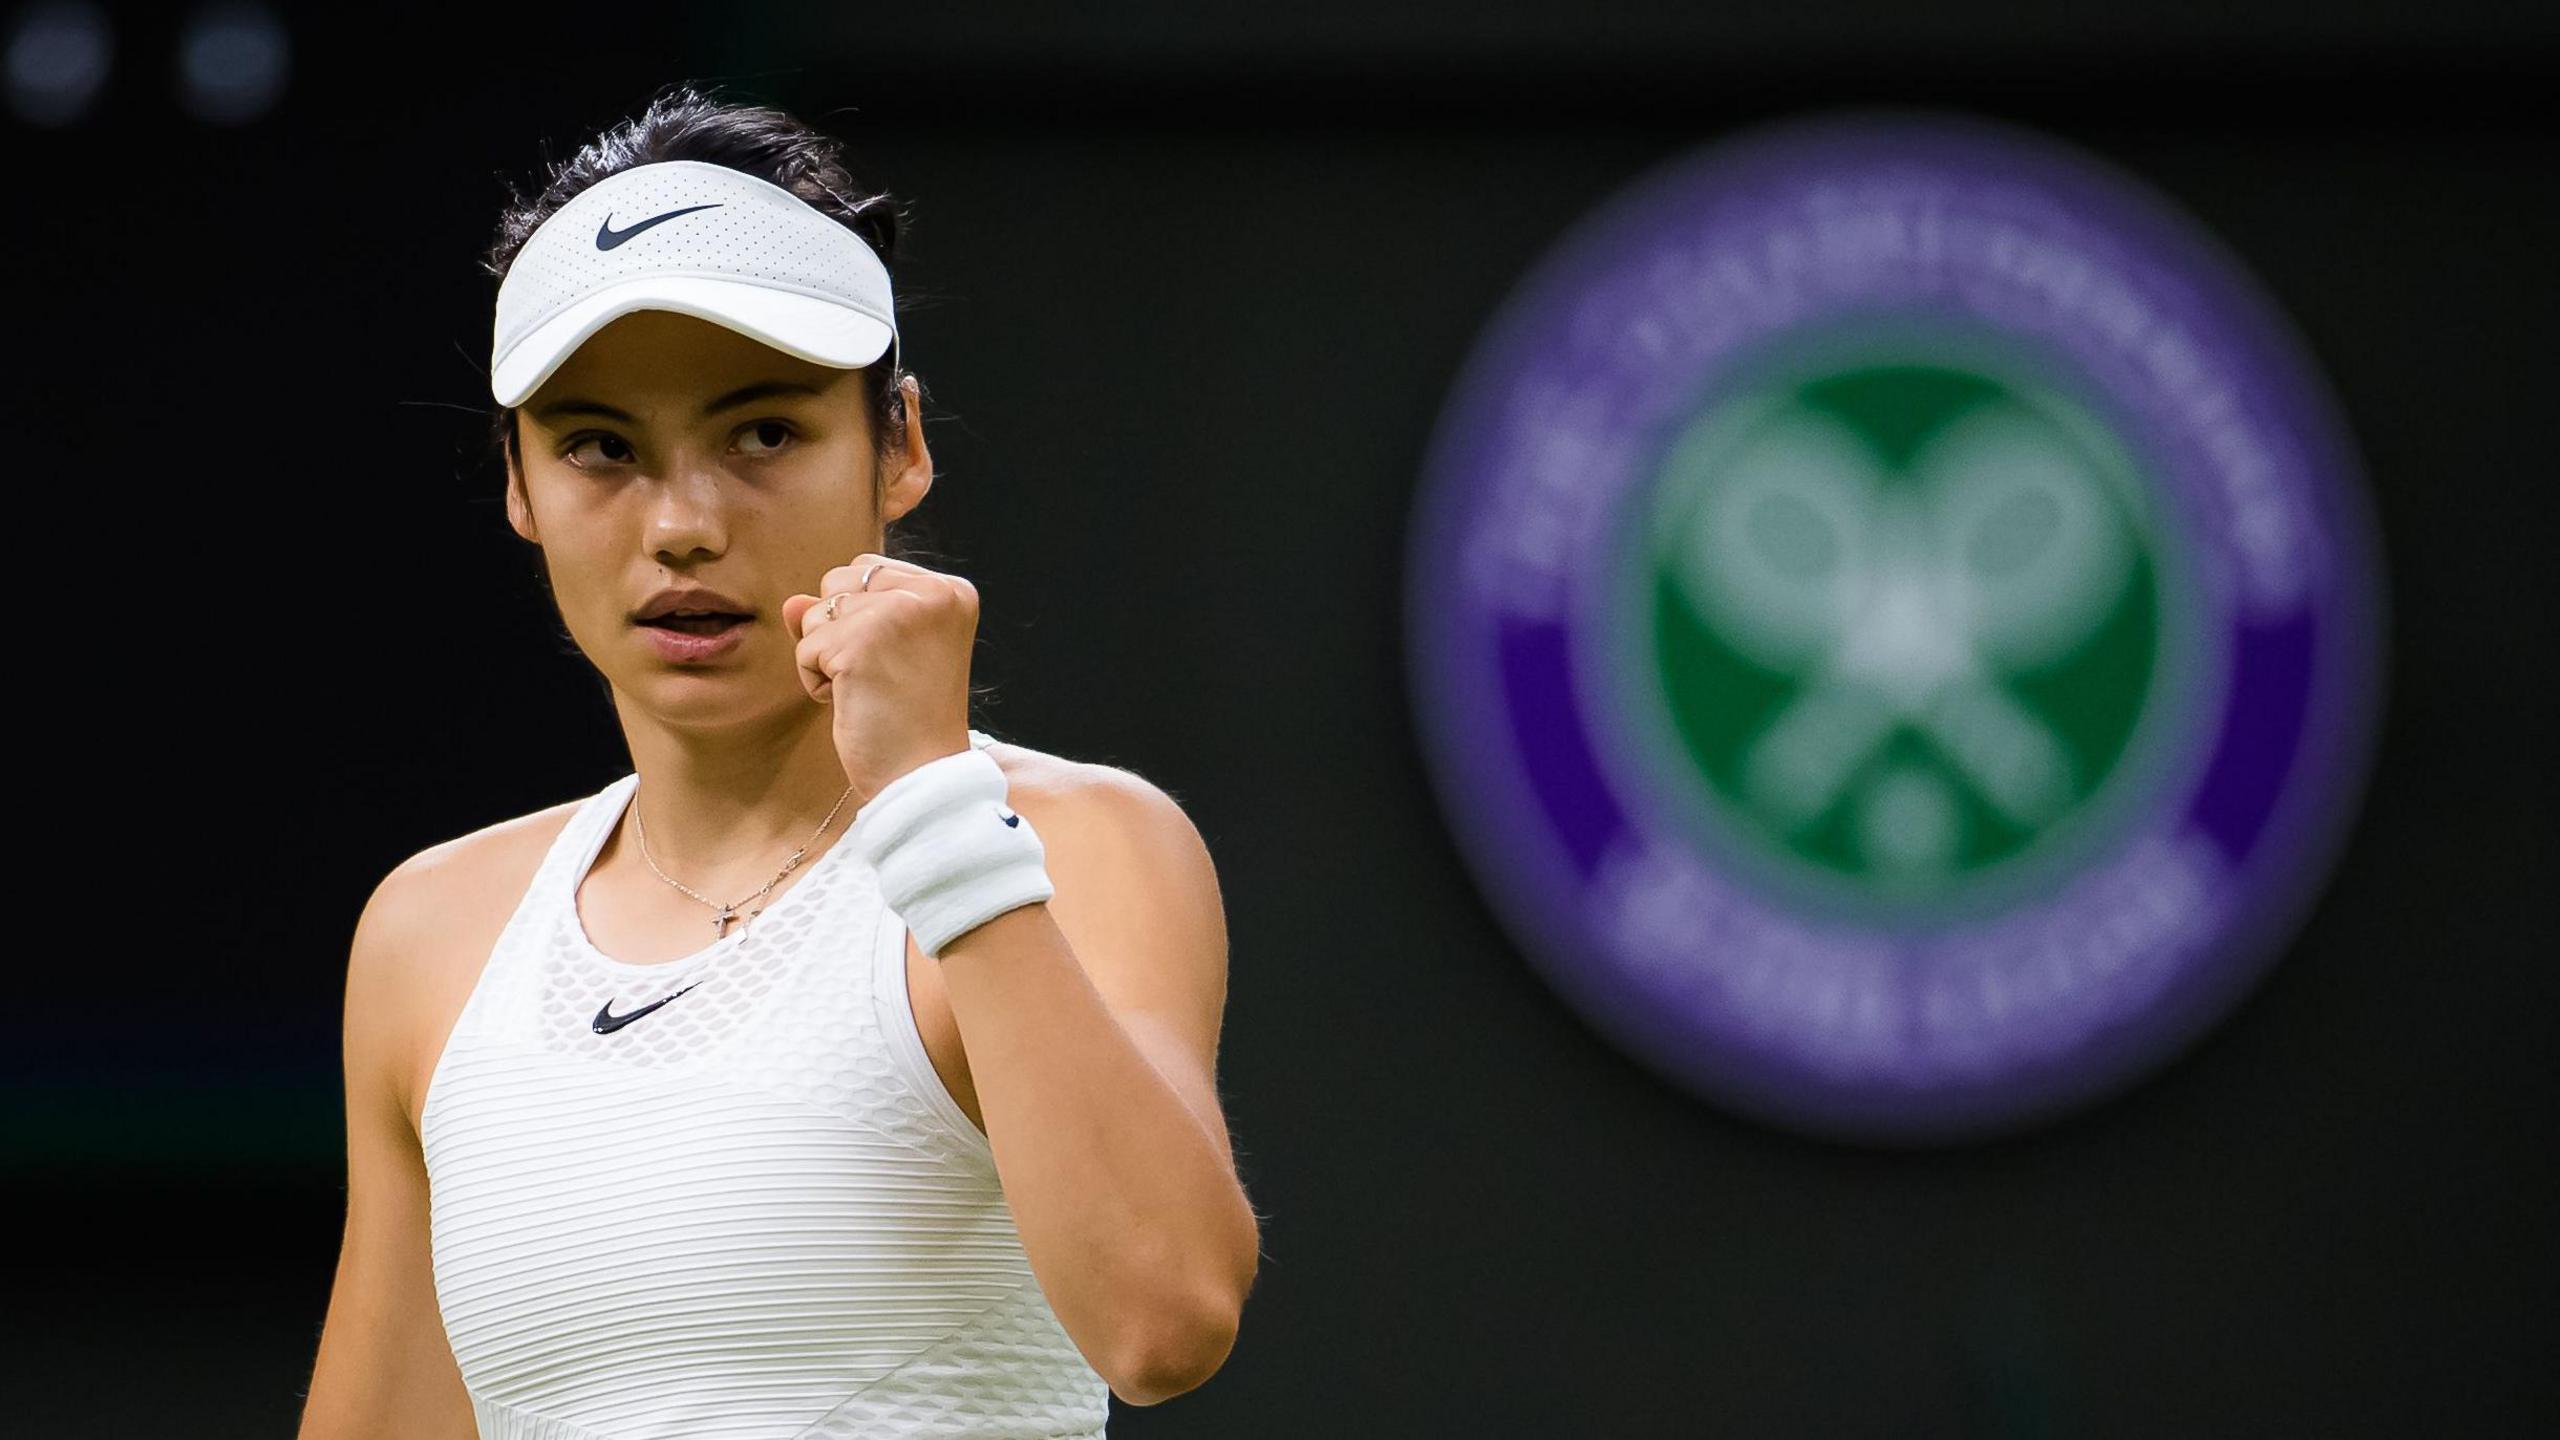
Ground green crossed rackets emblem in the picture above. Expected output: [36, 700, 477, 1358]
[1642, 365, 2165, 889]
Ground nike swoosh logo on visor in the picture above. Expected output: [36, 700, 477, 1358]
[595, 203, 722, 250]
[592, 981, 702, 1034]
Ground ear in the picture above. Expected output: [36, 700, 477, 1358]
[878, 374, 933, 526]
[504, 442, 540, 545]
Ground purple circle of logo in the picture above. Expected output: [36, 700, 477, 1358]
[1404, 109, 2386, 1145]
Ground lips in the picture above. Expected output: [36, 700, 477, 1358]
[643, 614, 747, 635]
[634, 584, 756, 623]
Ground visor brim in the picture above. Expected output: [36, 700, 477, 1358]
[491, 275, 895, 409]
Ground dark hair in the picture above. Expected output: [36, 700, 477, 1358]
[482, 82, 935, 568]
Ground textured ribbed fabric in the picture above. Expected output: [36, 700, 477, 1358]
[420, 730, 1111, 1439]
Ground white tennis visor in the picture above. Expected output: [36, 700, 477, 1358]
[490, 158, 900, 409]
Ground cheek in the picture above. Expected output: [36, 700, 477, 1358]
[775, 478, 884, 559]
[536, 540, 632, 632]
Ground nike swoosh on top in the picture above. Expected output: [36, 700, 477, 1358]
[595, 203, 723, 250]
[998, 808, 1021, 828]
[592, 980, 702, 1034]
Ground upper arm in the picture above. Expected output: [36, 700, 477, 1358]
[298, 853, 477, 1439]
[1027, 767, 1236, 1170]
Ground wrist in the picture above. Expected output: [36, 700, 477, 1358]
[851, 746, 1055, 958]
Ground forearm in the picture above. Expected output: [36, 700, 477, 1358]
[936, 900, 1255, 1389]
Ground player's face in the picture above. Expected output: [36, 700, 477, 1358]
[504, 309, 930, 724]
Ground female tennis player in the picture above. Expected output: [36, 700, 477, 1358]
[299, 86, 1259, 1438]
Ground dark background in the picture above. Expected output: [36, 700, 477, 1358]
[12, 1, 2556, 1434]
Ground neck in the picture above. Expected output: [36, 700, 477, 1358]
[608, 701, 862, 888]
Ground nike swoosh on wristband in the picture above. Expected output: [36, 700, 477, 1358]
[592, 981, 702, 1034]
[595, 203, 722, 250]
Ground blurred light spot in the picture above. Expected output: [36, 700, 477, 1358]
[6, 1, 112, 127]
[177, 0, 287, 124]
[1863, 764, 1960, 877]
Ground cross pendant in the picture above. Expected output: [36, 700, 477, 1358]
[713, 905, 738, 938]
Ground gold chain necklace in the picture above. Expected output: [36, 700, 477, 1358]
[629, 781, 859, 944]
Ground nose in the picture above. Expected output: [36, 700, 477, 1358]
[645, 463, 732, 564]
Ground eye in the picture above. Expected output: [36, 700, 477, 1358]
[737, 419, 799, 457]
[561, 432, 635, 468]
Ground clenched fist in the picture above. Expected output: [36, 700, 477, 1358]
[779, 554, 980, 810]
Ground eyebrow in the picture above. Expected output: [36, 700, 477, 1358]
[530, 379, 827, 426]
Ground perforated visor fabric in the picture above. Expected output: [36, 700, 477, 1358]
[491, 159, 897, 408]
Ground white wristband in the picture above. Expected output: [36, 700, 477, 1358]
[849, 745, 1055, 959]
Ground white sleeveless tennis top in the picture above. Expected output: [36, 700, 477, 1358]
[419, 730, 1112, 1439]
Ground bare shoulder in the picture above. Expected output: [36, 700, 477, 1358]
[354, 794, 591, 1136]
[976, 735, 1224, 955]
[978, 734, 1205, 842]
[371, 795, 586, 939]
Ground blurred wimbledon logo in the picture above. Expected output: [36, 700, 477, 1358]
[1404, 110, 2385, 1144]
